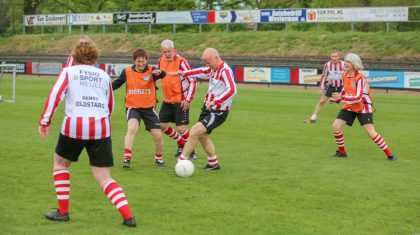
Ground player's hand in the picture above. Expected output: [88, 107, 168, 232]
[331, 92, 341, 100]
[177, 70, 185, 76]
[180, 100, 190, 111]
[328, 97, 336, 104]
[39, 125, 49, 139]
[206, 101, 215, 111]
[152, 69, 162, 76]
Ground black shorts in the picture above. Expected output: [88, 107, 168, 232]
[336, 109, 374, 126]
[324, 85, 343, 97]
[159, 102, 189, 126]
[126, 107, 161, 130]
[198, 106, 229, 134]
[55, 134, 113, 167]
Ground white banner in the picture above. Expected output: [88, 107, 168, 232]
[68, 13, 113, 25]
[32, 62, 63, 75]
[404, 72, 420, 89]
[307, 7, 408, 22]
[24, 14, 66, 26]
[156, 12, 192, 24]
[215, 10, 260, 23]
[299, 69, 318, 84]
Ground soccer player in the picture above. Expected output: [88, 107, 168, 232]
[157, 39, 197, 158]
[112, 49, 167, 168]
[39, 38, 136, 227]
[305, 50, 345, 123]
[176, 48, 237, 170]
[329, 53, 397, 161]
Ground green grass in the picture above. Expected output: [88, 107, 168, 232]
[1, 31, 420, 59]
[0, 75, 419, 234]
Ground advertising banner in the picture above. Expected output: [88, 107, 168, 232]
[0, 62, 26, 73]
[299, 68, 319, 84]
[32, 62, 62, 75]
[24, 14, 66, 26]
[260, 9, 306, 22]
[215, 10, 260, 23]
[156, 11, 193, 24]
[404, 72, 420, 89]
[271, 68, 290, 83]
[113, 12, 156, 24]
[190, 11, 209, 23]
[306, 7, 408, 22]
[106, 64, 132, 77]
[366, 71, 404, 88]
[244, 67, 271, 83]
[68, 13, 113, 25]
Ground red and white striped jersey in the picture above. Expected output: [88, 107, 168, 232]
[320, 60, 345, 89]
[66, 54, 75, 67]
[39, 65, 114, 140]
[183, 61, 237, 111]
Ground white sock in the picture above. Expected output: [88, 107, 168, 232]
[311, 114, 317, 120]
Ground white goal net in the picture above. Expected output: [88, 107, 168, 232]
[0, 64, 17, 103]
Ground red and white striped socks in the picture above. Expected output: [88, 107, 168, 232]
[164, 127, 185, 147]
[53, 169, 70, 215]
[334, 131, 346, 154]
[102, 180, 133, 220]
[372, 134, 393, 156]
[207, 156, 219, 167]
[124, 148, 132, 161]
[181, 129, 190, 141]
[155, 153, 163, 163]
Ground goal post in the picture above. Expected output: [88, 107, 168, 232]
[0, 64, 17, 103]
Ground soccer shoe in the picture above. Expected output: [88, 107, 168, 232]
[305, 118, 316, 124]
[174, 146, 183, 157]
[188, 151, 197, 161]
[203, 164, 221, 170]
[155, 160, 167, 168]
[331, 151, 347, 158]
[387, 155, 397, 161]
[45, 210, 70, 222]
[123, 217, 137, 227]
[122, 159, 131, 168]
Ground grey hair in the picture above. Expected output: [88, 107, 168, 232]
[345, 53, 364, 70]
[161, 39, 174, 49]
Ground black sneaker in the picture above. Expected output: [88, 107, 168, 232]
[188, 151, 197, 160]
[174, 146, 183, 157]
[387, 155, 397, 161]
[123, 217, 137, 227]
[122, 159, 131, 168]
[155, 160, 166, 168]
[331, 151, 347, 158]
[203, 164, 221, 170]
[45, 210, 70, 222]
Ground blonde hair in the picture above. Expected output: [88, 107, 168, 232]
[345, 53, 364, 70]
[72, 37, 99, 65]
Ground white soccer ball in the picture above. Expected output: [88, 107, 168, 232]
[175, 160, 194, 177]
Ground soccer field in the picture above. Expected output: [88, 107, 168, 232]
[0, 75, 419, 234]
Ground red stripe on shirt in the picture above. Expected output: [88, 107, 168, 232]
[89, 117, 95, 140]
[76, 117, 83, 139]
[101, 117, 107, 138]
[64, 117, 71, 136]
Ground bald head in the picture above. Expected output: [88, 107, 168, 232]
[202, 48, 222, 70]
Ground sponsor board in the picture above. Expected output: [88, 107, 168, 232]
[68, 13, 113, 25]
[32, 62, 62, 75]
[306, 7, 408, 22]
[260, 9, 306, 22]
[0, 62, 26, 73]
[271, 68, 290, 83]
[244, 67, 271, 83]
[24, 14, 66, 26]
[190, 11, 208, 23]
[156, 11, 193, 24]
[404, 72, 420, 89]
[215, 10, 260, 23]
[366, 71, 404, 88]
[299, 68, 319, 84]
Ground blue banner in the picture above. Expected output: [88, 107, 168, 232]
[191, 11, 208, 23]
[261, 9, 306, 22]
[366, 71, 404, 88]
[271, 68, 290, 83]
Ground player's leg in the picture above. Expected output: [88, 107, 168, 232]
[199, 134, 220, 170]
[178, 122, 207, 161]
[306, 95, 329, 123]
[45, 134, 83, 222]
[122, 118, 139, 168]
[361, 119, 396, 161]
[332, 118, 348, 157]
[160, 103, 185, 154]
[150, 128, 166, 167]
